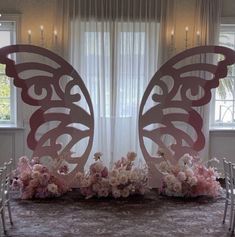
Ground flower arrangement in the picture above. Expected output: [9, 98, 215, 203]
[157, 149, 222, 198]
[11, 156, 70, 199]
[76, 152, 148, 199]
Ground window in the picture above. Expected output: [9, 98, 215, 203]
[0, 15, 19, 126]
[70, 18, 159, 160]
[76, 22, 156, 118]
[211, 24, 235, 128]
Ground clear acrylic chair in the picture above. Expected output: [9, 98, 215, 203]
[4, 159, 13, 225]
[0, 167, 7, 234]
[230, 164, 235, 234]
[223, 158, 234, 231]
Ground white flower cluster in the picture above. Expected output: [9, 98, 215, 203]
[76, 152, 148, 199]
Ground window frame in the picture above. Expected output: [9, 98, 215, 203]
[210, 18, 235, 130]
[0, 14, 22, 128]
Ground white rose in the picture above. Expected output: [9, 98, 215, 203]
[109, 176, 119, 186]
[121, 188, 130, 198]
[47, 183, 58, 194]
[118, 174, 128, 185]
[112, 188, 121, 198]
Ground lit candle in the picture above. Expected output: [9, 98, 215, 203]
[0, 14, 2, 18]
[196, 30, 200, 46]
[40, 25, 44, 35]
[185, 26, 189, 49]
[54, 30, 58, 47]
[40, 25, 44, 46]
[28, 30, 32, 44]
[54, 30, 58, 36]
[170, 29, 174, 53]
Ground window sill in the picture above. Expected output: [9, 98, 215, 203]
[0, 125, 24, 131]
[210, 127, 235, 133]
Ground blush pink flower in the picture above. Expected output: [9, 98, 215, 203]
[112, 188, 121, 198]
[177, 172, 186, 182]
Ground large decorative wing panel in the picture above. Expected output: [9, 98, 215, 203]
[0, 44, 94, 185]
[139, 46, 235, 187]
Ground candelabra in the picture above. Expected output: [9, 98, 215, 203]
[27, 25, 58, 50]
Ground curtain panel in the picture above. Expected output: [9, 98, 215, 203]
[55, 0, 222, 169]
[58, 0, 161, 168]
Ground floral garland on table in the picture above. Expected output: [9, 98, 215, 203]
[157, 149, 222, 198]
[11, 152, 148, 200]
[11, 156, 70, 199]
[76, 152, 149, 199]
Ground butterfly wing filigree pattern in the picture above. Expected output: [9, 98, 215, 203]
[139, 46, 235, 187]
[0, 44, 94, 184]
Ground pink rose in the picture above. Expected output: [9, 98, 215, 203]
[101, 167, 108, 178]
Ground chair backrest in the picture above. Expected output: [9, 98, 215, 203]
[223, 158, 233, 195]
[0, 167, 7, 203]
[4, 159, 13, 192]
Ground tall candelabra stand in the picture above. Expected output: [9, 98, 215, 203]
[27, 25, 58, 52]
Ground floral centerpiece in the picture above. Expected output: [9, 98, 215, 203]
[76, 152, 148, 199]
[157, 149, 222, 198]
[11, 156, 70, 199]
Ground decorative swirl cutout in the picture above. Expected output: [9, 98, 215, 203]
[139, 46, 235, 187]
[0, 44, 94, 185]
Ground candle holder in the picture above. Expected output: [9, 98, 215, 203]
[25, 25, 59, 51]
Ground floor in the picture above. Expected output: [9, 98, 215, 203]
[1, 189, 231, 237]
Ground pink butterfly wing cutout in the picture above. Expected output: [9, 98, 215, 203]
[0, 44, 94, 185]
[139, 46, 235, 188]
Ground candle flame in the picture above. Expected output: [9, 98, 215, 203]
[196, 30, 200, 35]
[185, 26, 189, 32]
[40, 25, 44, 31]
[171, 30, 174, 36]
[54, 30, 57, 36]
[28, 30, 31, 35]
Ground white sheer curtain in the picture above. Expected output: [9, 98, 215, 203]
[66, 0, 160, 168]
[194, 0, 222, 160]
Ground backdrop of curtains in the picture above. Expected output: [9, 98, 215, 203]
[65, 0, 161, 168]
[193, 0, 222, 161]
[55, 0, 222, 170]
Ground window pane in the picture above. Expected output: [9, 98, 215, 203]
[0, 75, 10, 97]
[215, 100, 234, 123]
[213, 25, 235, 127]
[0, 31, 11, 47]
[0, 64, 5, 74]
[0, 98, 10, 120]
[215, 78, 234, 100]
[220, 33, 235, 49]
[0, 19, 16, 125]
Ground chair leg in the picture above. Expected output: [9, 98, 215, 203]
[230, 200, 234, 231]
[223, 199, 229, 224]
[6, 201, 13, 225]
[1, 209, 6, 234]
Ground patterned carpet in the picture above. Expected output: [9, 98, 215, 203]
[2, 189, 231, 237]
